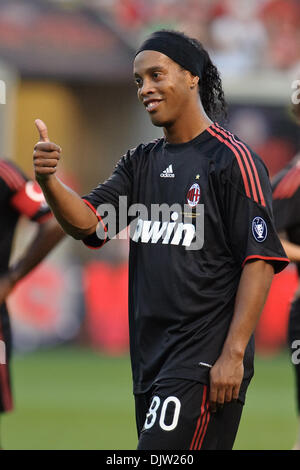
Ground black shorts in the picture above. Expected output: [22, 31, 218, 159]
[0, 303, 13, 413]
[288, 297, 300, 413]
[135, 378, 243, 450]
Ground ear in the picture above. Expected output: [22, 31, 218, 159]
[190, 75, 199, 90]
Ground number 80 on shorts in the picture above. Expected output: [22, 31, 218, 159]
[144, 395, 181, 432]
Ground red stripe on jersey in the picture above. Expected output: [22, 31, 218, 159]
[273, 164, 300, 199]
[0, 164, 19, 190]
[242, 255, 290, 268]
[0, 161, 25, 190]
[82, 198, 108, 247]
[0, 363, 12, 412]
[193, 401, 210, 449]
[216, 124, 266, 206]
[189, 385, 208, 450]
[232, 136, 266, 206]
[212, 124, 259, 204]
[0, 321, 13, 412]
[207, 127, 251, 199]
[273, 167, 297, 199]
[197, 402, 211, 449]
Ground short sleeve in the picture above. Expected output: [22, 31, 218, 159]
[223, 152, 289, 274]
[81, 148, 135, 249]
[0, 160, 52, 223]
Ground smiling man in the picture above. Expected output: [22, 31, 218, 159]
[32, 30, 289, 450]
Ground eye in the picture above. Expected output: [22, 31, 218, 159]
[134, 77, 142, 87]
[152, 71, 161, 79]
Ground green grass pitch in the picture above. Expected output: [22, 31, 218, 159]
[1, 346, 298, 450]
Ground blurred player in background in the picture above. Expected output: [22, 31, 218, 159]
[272, 96, 300, 450]
[0, 158, 65, 447]
[32, 30, 288, 450]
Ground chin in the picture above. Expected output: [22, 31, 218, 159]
[149, 115, 164, 127]
[150, 114, 173, 128]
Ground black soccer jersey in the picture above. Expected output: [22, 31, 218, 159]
[272, 153, 300, 276]
[83, 122, 289, 400]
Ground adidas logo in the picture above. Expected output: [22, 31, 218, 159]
[160, 164, 175, 178]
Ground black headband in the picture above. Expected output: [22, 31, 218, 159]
[135, 31, 206, 78]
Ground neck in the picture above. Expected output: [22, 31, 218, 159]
[163, 107, 213, 144]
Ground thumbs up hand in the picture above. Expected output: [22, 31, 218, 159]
[33, 119, 62, 181]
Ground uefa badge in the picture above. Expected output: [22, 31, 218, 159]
[252, 216, 267, 242]
[187, 183, 201, 207]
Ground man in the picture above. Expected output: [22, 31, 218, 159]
[272, 98, 300, 450]
[0, 158, 65, 447]
[32, 30, 289, 450]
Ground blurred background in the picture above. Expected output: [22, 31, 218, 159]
[0, 0, 300, 450]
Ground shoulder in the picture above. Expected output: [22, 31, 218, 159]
[110, 138, 163, 178]
[127, 138, 163, 159]
[210, 125, 269, 206]
[209, 124, 266, 174]
[210, 125, 267, 176]
[118, 138, 163, 173]
[272, 154, 300, 199]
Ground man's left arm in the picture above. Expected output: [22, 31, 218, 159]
[209, 259, 274, 412]
[212, 150, 290, 412]
[0, 217, 65, 303]
[0, 163, 66, 304]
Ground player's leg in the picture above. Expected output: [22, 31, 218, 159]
[288, 298, 300, 450]
[199, 399, 243, 450]
[137, 378, 244, 450]
[0, 304, 13, 449]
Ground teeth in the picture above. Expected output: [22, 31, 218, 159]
[146, 101, 160, 111]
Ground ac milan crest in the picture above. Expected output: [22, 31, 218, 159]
[187, 183, 201, 207]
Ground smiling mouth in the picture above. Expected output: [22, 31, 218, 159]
[144, 100, 162, 112]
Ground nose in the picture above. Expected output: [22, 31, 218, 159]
[139, 78, 155, 99]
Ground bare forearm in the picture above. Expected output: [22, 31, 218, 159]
[279, 238, 300, 263]
[8, 218, 65, 285]
[222, 260, 274, 359]
[36, 175, 98, 239]
[209, 260, 275, 409]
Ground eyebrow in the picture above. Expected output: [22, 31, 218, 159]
[133, 65, 166, 77]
